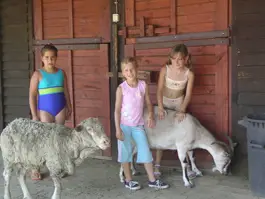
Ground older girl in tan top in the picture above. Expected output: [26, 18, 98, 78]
[155, 44, 196, 179]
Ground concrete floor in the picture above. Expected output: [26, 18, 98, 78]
[0, 155, 262, 199]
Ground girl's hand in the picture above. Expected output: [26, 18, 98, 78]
[66, 106, 72, 119]
[175, 112, 186, 123]
[116, 129, 124, 141]
[147, 117, 155, 128]
[158, 107, 165, 120]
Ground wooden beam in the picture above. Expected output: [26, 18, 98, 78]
[34, 38, 102, 45]
[135, 30, 230, 44]
[107, 71, 151, 82]
[118, 27, 170, 37]
[34, 44, 100, 50]
[33, 0, 43, 40]
[134, 38, 230, 50]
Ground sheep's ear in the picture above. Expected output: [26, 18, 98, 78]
[75, 125, 84, 132]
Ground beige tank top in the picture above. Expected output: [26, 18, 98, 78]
[163, 65, 189, 99]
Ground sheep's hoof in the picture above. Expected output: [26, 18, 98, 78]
[196, 171, 203, 177]
[212, 167, 218, 172]
[185, 182, 194, 188]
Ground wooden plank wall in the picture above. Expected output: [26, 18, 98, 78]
[121, 0, 227, 40]
[120, 0, 230, 166]
[34, 0, 110, 41]
[125, 43, 229, 164]
[232, 0, 265, 154]
[34, 44, 111, 157]
[0, 0, 32, 128]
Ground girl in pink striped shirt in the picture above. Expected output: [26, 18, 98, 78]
[114, 57, 169, 190]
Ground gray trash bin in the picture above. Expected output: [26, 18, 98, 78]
[238, 113, 265, 197]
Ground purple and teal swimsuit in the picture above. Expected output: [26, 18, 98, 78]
[37, 69, 66, 117]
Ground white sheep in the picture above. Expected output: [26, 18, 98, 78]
[119, 106, 236, 188]
[1, 117, 110, 199]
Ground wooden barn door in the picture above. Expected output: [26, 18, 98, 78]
[32, 0, 111, 158]
[121, 0, 230, 167]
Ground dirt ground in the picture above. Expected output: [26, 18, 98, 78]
[0, 155, 262, 199]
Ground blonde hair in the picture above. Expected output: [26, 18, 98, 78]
[121, 56, 138, 71]
[166, 44, 192, 70]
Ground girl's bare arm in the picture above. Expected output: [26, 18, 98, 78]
[114, 86, 123, 133]
[180, 71, 195, 112]
[145, 82, 154, 119]
[29, 71, 39, 118]
[157, 67, 166, 109]
[62, 70, 72, 110]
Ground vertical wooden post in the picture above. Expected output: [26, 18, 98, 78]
[33, 0, 43, 40]
[100, 44, 111, 157]
[171, 0, 177, 34]
[68, 0, 74, 38]
[0, 24, 3, 130]
[215, 0, 229, 137]
[215, 45, 229, 138]
[125, 0, 135, 26]
[140, 16, 145, 37]
[148, 25, 154, 36]
[68, 50, 75, 127]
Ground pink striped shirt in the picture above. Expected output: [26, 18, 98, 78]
[120, 80, 146, 126]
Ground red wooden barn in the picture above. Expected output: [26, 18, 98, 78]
[0, 0, 263, 168]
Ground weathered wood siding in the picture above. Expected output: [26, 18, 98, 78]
[121, 0, 228, 41]
[121, 0, 230, 165]
[34, 0, 110, 41]
[232, 0, 265, 154]
[0, 0, 32, 128]
[33, 0, 112, 158]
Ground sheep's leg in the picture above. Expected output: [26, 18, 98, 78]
[3, 167, 12, 199]
[187, 150, 203, 177]
[178, 150, 194, 188]
[17, 168, 33, 199]
[119, 164, 125, 183]
[51, 176, 61, 199]
[119, 149, 138, 183]
[131, 151, 139, 176]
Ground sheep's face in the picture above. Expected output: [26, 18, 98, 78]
[211, 139, 237, 175]
[212, 151, 231, 175]
[76, 118, 111, 150]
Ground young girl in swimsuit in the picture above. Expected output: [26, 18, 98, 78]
[115, 57, 169, 190]
[29, 44, 72, 180]
[155, 44, 196, 178]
